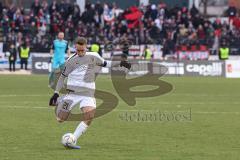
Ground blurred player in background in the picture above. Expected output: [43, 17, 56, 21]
[49, 37, 131, 149]
[49, 32, 70, 88]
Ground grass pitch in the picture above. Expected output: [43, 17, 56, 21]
[0, 75, 240, 160]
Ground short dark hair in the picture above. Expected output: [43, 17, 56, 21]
[75, 37, 87, 45]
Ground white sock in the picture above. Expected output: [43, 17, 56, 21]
[73, 121, 88, 140]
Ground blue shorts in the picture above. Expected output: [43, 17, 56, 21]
[52, 57, 65, 70]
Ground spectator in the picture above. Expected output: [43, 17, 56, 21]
[49, 0, 59, 15]
[143, 45, 152, 60]
[150, 4, 158, 20]
[0, 2, 3, 18]
[58, 0, 67, 20]
[162, 33, 175, 59]
[219, 40, 230, 60]
[19, 42, 30, 70]
[41, 0, 49, 14]
[197, 25, 206, 42]
[31, 0, 41, 16]
[38, 22, 47, 36]
[190, 4, 199, 18]
[72, 3, 81, 26]
[226, 4, 237, 18]
[95, 1, 104, 16]
[81, 3, 95, 24]
[7, 43, 17, 72]
[30, 21, 37, 36]
[149, 21, 161, 43]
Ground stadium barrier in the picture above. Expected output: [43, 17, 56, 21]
[32, 55, 51, 74]
[31, 55, 229, 77]
[1, 53, 240, 78]
[225, 60, 240, 78]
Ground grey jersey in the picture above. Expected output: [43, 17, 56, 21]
[55, 52, 105, 93]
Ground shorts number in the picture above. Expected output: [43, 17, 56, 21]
[62, 102, 70, 110]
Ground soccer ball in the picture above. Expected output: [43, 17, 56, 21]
[61, 133, 77, 146]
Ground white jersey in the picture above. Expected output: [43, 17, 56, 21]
[55, 52, 105, 93]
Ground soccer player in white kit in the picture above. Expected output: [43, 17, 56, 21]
[49, 37, 131, 149]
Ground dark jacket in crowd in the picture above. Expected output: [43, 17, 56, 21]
[9, 47, 17, 62]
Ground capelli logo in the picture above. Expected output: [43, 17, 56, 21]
[35, 62, 52, 72]
[186, 63, 222, 76]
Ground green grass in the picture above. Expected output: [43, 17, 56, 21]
[0, 75, 240, 160]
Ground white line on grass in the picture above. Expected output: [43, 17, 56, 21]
[0, 100, 239, 105]
[0, 105, 52, 109]
[1, 105, 240, 115]
[0, 94, 50, 97]
[0, 93, 238, 98]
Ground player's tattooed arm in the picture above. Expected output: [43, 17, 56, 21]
[55, 60, 74, 93]
[50, 66, 67, 106]
[55, 74, 65, 93]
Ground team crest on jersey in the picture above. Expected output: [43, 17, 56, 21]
[77, 65, 88, 71]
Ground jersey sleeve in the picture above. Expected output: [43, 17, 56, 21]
[90, 53, 121, 68]
[93, 53, 105, 66]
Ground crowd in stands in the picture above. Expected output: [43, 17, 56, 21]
[1, 0, 240, 55]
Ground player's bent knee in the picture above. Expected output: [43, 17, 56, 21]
[56, 109, 70, 123]
[55, 98, 73, 122]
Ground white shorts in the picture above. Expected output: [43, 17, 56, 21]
[57, 92, 96, 112]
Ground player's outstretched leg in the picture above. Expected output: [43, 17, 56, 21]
[73, 106, 96, 142]
[63, 106, 95, 149]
